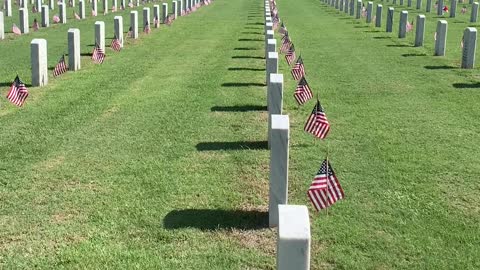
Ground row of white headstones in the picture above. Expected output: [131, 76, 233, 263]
[264, 1, 312, 270]
[0, 0, 196, 37]
[0, 0, 204, 87]
[325, 0, 477, 68]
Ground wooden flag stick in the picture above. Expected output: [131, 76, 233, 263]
[325, 144, 330, 216]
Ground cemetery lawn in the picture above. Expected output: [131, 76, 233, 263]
[0, 0, 480, 269]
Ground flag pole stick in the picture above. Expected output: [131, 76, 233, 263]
[325, 147, 329, 216]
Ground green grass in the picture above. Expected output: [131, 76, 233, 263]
[1, 0, 480, 268]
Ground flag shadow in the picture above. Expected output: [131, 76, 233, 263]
[221, 82, 265, 87]
[401, 53, 427, 57]
[241, 31, 263, 35]
[234, 47, 259, 50]
[163, 209, 268, 231]
[245, 22, 264, 25]
[452, 82, 480, 89]
[196, 141, 268, 151]
[211, 105, 267, 112]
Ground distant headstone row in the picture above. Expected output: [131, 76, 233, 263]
[319, 0, 478, 69]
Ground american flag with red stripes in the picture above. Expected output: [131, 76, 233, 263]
[280, 33, 291, 54]
[308, 159, 344, 211]
[111, 35, 121, 51]
[304, 99, 330, 139]
[278, 22, 287, 35]
[291, 56, 305, 81]
[53, 15, 60, 23]
[285, 44, 296, 65]
[153, 15, 160, 27]
[7, 76, 29, 107]
[143, 22, 151, 34]
[32, 18, 39, 31]
[53, 55, 68, 77]
[294, 76, 313, 105]
[12, 23, 21, 35]
[92, 43, 105, 64]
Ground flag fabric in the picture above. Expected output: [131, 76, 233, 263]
[12, 23, 21, 35]
[127, 26, 132, 38]
[53, 15, 60, 23]
[278, 22, 287, 35]
[74, 11, 81, 20]
[92, 9, 97, 16]
[6, 76, 29, 107]
[165, 15, 173, 26]
[111, 35, 121, 51]
[406, 20, 413, 32]
[128, 1, 133, 7]
[291, 56, 305, 81]
[293, 76, 313, 105]
[53, 55, 68, 77]
[285, 43, 296, 65]
[153, 15, 160, 27]
[32, 4, 37, 13]
[461, 6, 467, 14]
[32, 18, 39, 31]
[307, 159, 344, 211]
[92, 43, 105, 64]
[111, 5, 117, 12]
[143, 22, 151, 34]
[304, 99, 330, 139]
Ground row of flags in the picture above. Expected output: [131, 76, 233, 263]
[3, 0, 211, 108]
[269, 0, 344, 212]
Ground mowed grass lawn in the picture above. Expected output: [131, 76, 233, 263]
[0, 0, 479, 269]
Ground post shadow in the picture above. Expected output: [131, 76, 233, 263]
[196, 141, 268, 151]
[211, 105, 267, 112]
[163, 209, 269, 230]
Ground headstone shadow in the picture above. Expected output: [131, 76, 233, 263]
[424, 65, 456, 70]
[238, 38, 264, 42]
[452, 82, 480, 88]
[246, 22, 264, 25]
[221, 82, 266, 87]
[234, 47, 259, 50]
[211, 105, 267, 112]
[241, 31, 262, 35]
[196, 141, 268, 151]
[232, 56, 264, 59]
[163, 209, 269, 230]
[386, 44, 411, 47]
[228, 67, 265, 71]
[401, 53, 427, 57]
[373, 36, 392, 39]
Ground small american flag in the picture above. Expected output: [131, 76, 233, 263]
[12, 23, 22, 35]
[291, 56, 305, 81]
[111, 35, 121, 51]
[127, 26, 132, 38]
[293, 76, 313, 105]
[53, 15, 60, 23]
[128, 1, 133, 7]
[461, 6, 467, 14]
[32, 4, 37, 13]
[53, 55, 68, 77]
[74, 11, 81, 20]
[165, 15, 173, 26]
[278, 22, 287, 35]
[111, 5, 117, 12]
[144, 22, 151, 34]
[153, 16, 160, 27]
[304, 99, 330, 139]
[307, 159, 344, 211]
[280, 33, 291, 54]
[32, 18, 39, 31]
[120, 3, 125, 10]
[406, 20, 413, 32]
[285, 43, 296, 65]
[92, 9, 97, 16]
[92, 43, 105, 64]
[7, 76, 29, 107]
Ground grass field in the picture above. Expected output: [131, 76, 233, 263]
[1, 0, 480, 268]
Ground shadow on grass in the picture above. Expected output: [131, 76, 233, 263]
[452, 82, 480, 88]
[0, 81, 32, 87]
[221, 82, 265, 87]
[424, 65, 457, 70]
[246, 22, 264, 25]
[196, 141, 268, 151]
[386, 44, 411, 48]
[373, 36, 392, 39]
[232, 56, 264, 59]
[228, 67, 265, 71]
[241, 31, 262, 35]
[81, 53, 93, 57]
[234, 47, 259, 50]
[401, 53, 428, 57]
[163, 209, 268, 230]
[337, 17, 352, 20]
[244, 26, 262, 29]
[354, 25, 370, 28]
[238, 38, 264, 42]
[211, 105, 266, 112]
